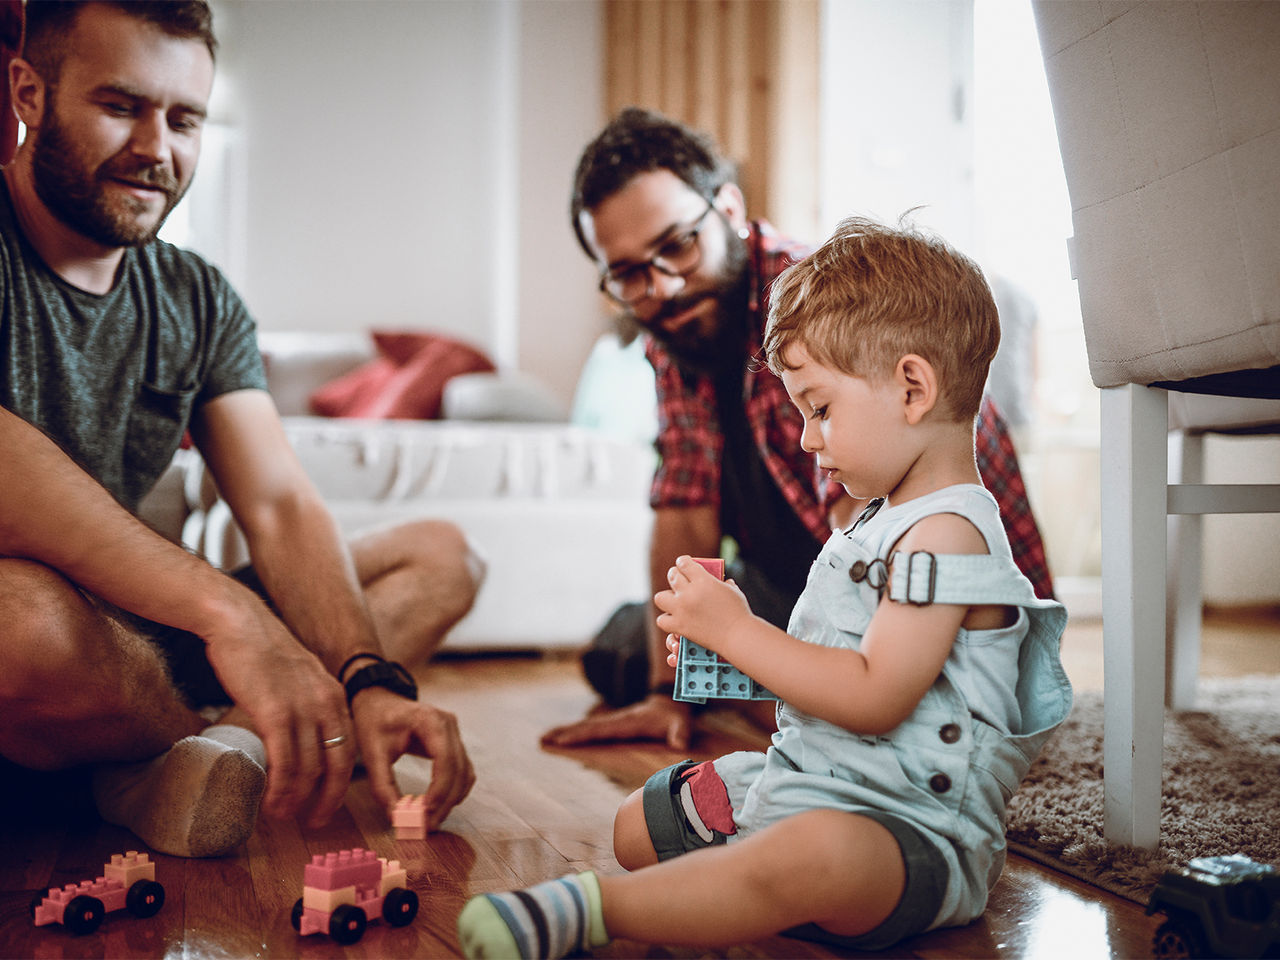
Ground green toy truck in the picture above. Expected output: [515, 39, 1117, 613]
[1146, 854, 1279, 958]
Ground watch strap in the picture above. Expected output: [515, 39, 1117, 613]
[343, 660, 418, 707]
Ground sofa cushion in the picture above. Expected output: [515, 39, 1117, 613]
[309, 331, 495, 419]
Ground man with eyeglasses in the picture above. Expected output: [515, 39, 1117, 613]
[542, 107, 1053, 750]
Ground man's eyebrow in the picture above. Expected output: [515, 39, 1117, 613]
[605, 219, 685, 273]
[91, 82, 208, 119]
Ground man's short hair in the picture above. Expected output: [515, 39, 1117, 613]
[570, 107, 736, 258]
[22, 1, 218, 80]
[763, 215, 1000, 422]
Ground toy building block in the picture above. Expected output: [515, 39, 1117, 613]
[292, 848, 419, 945]
[673, 557, 779, 705]
[392, 794, 428, 840]
[31, 852, 164, 935]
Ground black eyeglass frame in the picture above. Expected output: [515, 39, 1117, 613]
[597, 200, 717, 305]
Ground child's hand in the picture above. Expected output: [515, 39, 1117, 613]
[653, 555, 751, 658]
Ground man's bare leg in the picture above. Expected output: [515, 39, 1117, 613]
[0, 559, 265, 857]
[348, 518, 485, 665]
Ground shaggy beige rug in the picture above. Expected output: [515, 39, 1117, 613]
[1006, 674, 1280, 905]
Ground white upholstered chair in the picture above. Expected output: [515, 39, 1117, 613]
[1033, 2, 1280, 849]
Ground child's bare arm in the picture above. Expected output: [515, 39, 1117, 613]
[654, 513, 992, 735]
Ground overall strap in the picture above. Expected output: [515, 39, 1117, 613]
[885, 551, 1035, 607]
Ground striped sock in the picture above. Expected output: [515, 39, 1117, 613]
[457, 871, 607, 959]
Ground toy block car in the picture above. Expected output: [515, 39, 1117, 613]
[1146, 854, 1279, 958]
[291, 848, 418, 945]
[673, 557, 778, 705]
[31, 851, 164, 935]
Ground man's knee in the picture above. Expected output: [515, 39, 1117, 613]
[0, 559, 96, 699]
[385, 518, 486, 609]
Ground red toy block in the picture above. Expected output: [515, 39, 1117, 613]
[691, 557, 725, 579]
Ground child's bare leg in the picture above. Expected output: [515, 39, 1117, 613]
[458, 808, 905, 958]
[603, 809, 905, 945]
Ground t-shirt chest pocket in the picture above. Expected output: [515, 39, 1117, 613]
[123, 379, 197, 503]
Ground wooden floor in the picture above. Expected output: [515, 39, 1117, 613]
[3, 606, 1278, 959]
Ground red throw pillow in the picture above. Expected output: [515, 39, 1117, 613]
[308, 331, 494, 420]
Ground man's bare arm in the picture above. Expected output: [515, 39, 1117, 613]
[193, 390, 474, 827]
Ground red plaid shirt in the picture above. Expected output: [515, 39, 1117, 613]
[646, 220, 1055, 599]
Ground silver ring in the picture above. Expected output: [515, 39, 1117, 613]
[321, 734, 348, 749]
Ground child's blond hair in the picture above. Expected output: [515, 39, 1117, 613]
[763, 216, 1000, 421]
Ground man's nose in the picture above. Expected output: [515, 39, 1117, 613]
[127, 111, 172, 164]
[646, 266, 686, 301]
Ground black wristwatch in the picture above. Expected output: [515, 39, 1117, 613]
[344, 659, 418, 707]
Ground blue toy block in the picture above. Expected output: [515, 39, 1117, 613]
[670, 557, 777, 704]
[674, 638, 778, 704]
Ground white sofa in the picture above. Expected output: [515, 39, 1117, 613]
[138, 331, 658, 651]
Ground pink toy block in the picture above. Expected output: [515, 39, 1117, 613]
[392, 795, 428, 840]
[302, 884, 357, 913]
[303, 848, 381, 892]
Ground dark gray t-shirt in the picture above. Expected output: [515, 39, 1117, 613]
[0, 179, 267, 511]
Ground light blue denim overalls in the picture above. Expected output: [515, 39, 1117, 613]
[710, 484, 1072, 931]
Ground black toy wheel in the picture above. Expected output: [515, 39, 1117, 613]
[1153, 917, 1209, 959]
[63, 894, 105, 935]
[329, 903, 367, 945]
[290, 897, 304, 931]
[127, 879, 165, 918]
[382, 887, 419, 927]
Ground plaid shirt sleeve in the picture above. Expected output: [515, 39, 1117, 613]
[647, 338, 723, 510]
[976, 395, 1055, 599]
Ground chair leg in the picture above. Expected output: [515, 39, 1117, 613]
[1166, 431, 1203, 711]
[1100, 383, 1167, 850]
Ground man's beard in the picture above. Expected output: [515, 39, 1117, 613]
[628, 216, 751, 374]
[31, 109, 187, 247]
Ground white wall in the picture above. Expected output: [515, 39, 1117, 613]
[195, 0, 607, 406]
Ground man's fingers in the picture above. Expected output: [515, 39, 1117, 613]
[363, 742, 400, 818]
[417, 710, 473, 829]
[305, 721, 357, 827]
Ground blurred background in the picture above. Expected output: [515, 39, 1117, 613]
[160, 0, 1280, 616]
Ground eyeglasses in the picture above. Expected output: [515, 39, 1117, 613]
[598, 201, 715, 305]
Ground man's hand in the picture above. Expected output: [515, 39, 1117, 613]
[541, 694, 693, 750]
[201, 594, 357, 826]
[654, 554, 752, 654]
[350, 687, 474, 832]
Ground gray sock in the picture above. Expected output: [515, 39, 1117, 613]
[92, 735, 265, 858]
[200, 723, 267, 768]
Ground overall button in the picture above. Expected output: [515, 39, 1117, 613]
[929, 773, 952, 794]
[938, 723, 962, 744]
[849, 560, 867, 582]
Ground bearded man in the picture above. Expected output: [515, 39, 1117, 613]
[0, 1, 480, 856]
[544, 107, 1053, 750]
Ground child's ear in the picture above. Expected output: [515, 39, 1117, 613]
[895, 354, 938, 425]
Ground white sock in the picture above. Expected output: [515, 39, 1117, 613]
[92, 735, 265, 858]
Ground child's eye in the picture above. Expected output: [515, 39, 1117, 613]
[810, 405, 828, 420]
